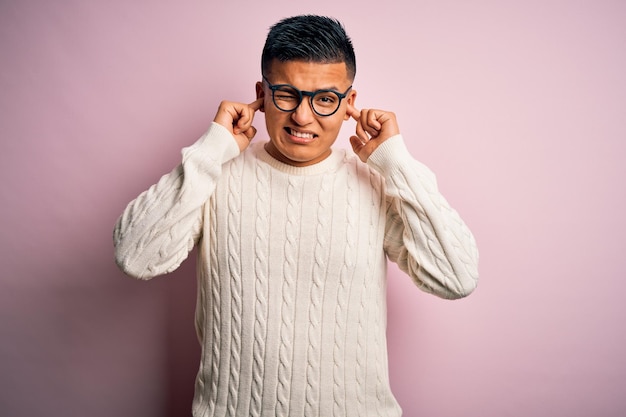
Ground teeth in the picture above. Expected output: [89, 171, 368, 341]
[290, 128, 314, 139]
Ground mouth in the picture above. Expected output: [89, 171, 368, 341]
[285, 127, 317, 143]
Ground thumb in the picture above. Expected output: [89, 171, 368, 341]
[349, 135, 366, 162]
[243, 125, 257, 140]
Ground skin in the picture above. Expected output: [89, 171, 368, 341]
[212, 59, 400, 165]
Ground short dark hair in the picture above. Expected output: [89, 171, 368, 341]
[261, 15, 356, 81]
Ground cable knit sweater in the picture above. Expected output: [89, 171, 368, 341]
[113, 122, 479, 417]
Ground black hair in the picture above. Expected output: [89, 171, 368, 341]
[261, 15, 356, 81]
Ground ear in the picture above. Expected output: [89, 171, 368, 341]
[344, 89, 357, 121]
[256, 81, 265, 112]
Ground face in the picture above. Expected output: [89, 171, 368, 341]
[256, 60, 357, 167]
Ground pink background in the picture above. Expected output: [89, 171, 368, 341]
[1, 1, 625, 416]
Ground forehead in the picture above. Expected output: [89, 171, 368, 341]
[266, 59, 350, 89]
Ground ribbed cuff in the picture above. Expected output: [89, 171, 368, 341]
[366, 134, 436, 183]
[366, 135, 411, 176]
[182, 122, 240, 166]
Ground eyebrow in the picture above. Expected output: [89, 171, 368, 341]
[264, 76, 346, 93]
[315, 84, 341, 91]
[293, 83, 341, 92]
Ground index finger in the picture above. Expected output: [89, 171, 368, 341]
[347, 103, 361, 120]
[249, 97, 264, 112]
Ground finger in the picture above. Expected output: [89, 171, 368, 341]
[233, 113, 248, 134]
[348, 104, 369, 143]
[365, 110, 384, 135]
[347, 103, 361, 120]
[349, 135, 363, 151]
[248, 97, 264, 112]
[234, 103, 259, 133]
[355, 109, 377, 138]
[359, 109, 381, 139]
[349, 136, 367, 162]
[366, 110, 383, 133]
[354, 118, 369, 144]
[243, 125, 257, 140]
[236, 98, 264, 130]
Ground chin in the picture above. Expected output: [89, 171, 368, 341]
[279, 145, 329, 166]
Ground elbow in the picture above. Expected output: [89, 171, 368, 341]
[443, 275, 478, 299]
[438, 250, 480, 300]
[114, 242, 157, 280]
[412, 262, 479, 300]
[424, 278, 478, 300]
[113, 240, 185, 280]
[113, 222, 158, 280]
[113, 230, 162, 280]
[115, 251, 149, 280]
[442, 259, 480, 299]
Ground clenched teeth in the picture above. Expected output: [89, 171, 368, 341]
[289, 128, 315, 139]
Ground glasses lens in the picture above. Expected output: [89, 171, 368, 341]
[273, 86, 301, 112]
[311, 91, 341, 116]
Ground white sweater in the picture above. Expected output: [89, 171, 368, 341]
[114, 122, 479, 417]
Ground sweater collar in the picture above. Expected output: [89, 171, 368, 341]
[253, 141, 345, 176]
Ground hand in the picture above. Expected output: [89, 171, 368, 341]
[347, 104, 400, 162]
[213, 98, 264, 152]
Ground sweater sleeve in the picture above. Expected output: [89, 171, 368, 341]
[367, 135, 479, 299]
[113, 122, 240, 279]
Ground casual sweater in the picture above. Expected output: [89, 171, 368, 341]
[113, 122, 479, 417]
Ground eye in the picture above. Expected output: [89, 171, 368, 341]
[275, 93, 298, 101]
[274, 86, 299, 100]
[314, 92, 337, 107]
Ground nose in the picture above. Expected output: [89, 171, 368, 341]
[290, 97, 315, 125]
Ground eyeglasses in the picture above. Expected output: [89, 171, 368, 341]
[263, 75, 352, 117]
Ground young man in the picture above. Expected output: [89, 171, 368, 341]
[114, 15, 478, 417]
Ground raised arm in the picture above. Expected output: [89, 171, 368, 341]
[348, 104, 479, 299]
[373, 137, 478, 299]
[113, 99, 262, 279]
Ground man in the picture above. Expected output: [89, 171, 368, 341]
[114, 15, 478, 417]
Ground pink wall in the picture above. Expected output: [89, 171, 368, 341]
[1, 1, 625, 416]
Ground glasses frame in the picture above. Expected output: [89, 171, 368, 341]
[262, 75, 352, 117]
